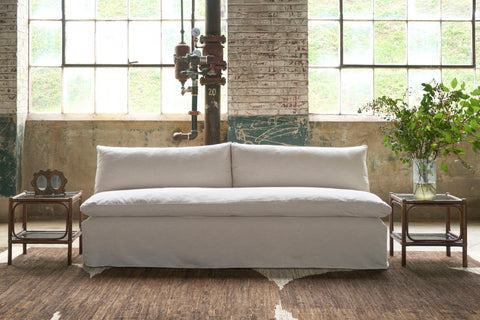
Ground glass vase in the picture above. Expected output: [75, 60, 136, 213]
[413, 158, 437, 200]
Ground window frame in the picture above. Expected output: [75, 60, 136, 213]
[308, 0, 478, 115]
[28, 0, 228, 116]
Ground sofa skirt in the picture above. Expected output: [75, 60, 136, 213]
[82, 216, 388, 269]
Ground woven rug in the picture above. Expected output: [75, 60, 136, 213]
[1, 248, 480, 320]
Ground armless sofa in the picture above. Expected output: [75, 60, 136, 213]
[80, 142, 391, 269]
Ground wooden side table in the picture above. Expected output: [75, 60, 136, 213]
[389, 192, 467, 267]
[8, 191, 83, 266]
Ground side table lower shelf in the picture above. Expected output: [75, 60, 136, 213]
[12, 230, 82, 241]
[391, 232, 463, 245]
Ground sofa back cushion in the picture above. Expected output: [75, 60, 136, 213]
[231, 143, 370, 191]
[95, 143, 232, 193]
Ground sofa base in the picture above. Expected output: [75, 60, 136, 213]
[82, 216, 388, 269]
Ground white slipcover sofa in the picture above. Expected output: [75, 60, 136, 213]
[80, 142, 391, 269]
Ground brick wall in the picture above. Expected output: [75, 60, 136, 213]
[227, 0, 309, 145]
[0, 0, 27, 214]
[0, 1, 18, 115]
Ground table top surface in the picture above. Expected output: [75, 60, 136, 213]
[390, 192, 464, 203]
[11, 191, 82, 201]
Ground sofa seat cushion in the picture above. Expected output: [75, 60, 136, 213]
[81, 187, 391, 218]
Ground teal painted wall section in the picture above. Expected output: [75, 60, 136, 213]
[227, 115, 308, 146]
[0, 115, 17, 197]
[16, 114, 26, 193]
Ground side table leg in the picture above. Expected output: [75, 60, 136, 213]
[446, 207, 451, 257]
[8, 199, 13, 265]
[67, 199, 73, 266]
[22, 204, 27, 255]
[462, 200, 468, 268]
[68, 243, 72, 265]
[79, 205, 83, 255]
[389, 196, 394, 256]
[401, 200, 407, 266]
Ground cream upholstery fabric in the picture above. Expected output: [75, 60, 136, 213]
[81, 187, 390, 218]
[94, 143, 232, 193]
[82, 216, 388, 268]
[231, 143, 370, 191]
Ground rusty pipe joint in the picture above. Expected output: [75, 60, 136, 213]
[177, 52, 216, 66]
[173, 130, 199, 141]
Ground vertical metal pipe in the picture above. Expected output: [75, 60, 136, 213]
[203, 0, 224, 145]
[206, 0, 221, 36]
[205, 84, 221, 145]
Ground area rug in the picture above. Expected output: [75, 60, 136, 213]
[1, 248, 480, 320]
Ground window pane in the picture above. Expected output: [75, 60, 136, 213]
[96, 22, 128, 64]
[374, 69, 407, 99]
[64, 68, 94, 113]
[442, 0, 471, 20]
[341, 69, 373, 114]
[309, 21, 339, 66]
[129, 22, 161, 64]
[222, 21, 228, 59]
[162, 21, 191, 64]
[221, 72, 227, 114]
[65, 22, 94, 64]
[343, 0, 373, 19]
[408, 69, 441, 105]
[30, 68, 61, 112]
[309, 69, 339, 114]
[308, 0, 339, 19]
[344, 22, 373, 64]
[408, 22, 440, 65]
[374, 21, 406, 64]
[97, 0, 127, 19]
[163, 0, 191, 21]
[195, 0, 227, 20]
[196, 0, 206, 19]
[442, 69, 475, 92]
[374, 0, 406, 19]
[31, 0, 61, 19]
[408, 0, 440, 20]
[442, 22, 472, 65]
[162, 68, 201, 114]
[30, 21, 61, 66]
[477, 23, 480, 67]
[130, 0, 160, 19]
[129, 68, 161, 113]
[96, 68, 127, 113]
[65, 0, 94, 19]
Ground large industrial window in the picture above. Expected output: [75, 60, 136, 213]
[29, 0, 227, 115]
[309, 0, 477, 114]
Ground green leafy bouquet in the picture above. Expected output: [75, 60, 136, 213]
[359, 79, 480, 172]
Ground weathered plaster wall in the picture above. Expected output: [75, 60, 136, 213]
[0, 116, 16, 196]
